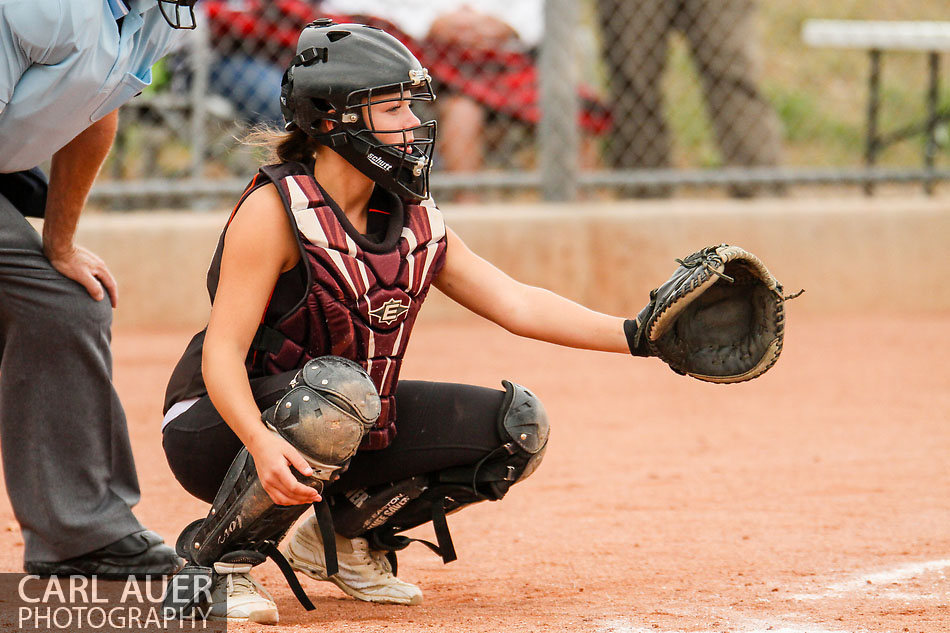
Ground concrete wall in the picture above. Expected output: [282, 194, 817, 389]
[55, 196, 950, 329]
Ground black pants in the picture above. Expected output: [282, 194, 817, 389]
[163, 374, 507, 505]
[0, 168, 48, 217]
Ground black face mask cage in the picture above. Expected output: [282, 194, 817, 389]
[343, 79, 437, 188]
[353, 119, 437, 185]
[344, 78, 435, 135]
[157, 0, 198, 30]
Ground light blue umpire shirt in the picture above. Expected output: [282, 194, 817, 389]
[0, 0, 187, 173]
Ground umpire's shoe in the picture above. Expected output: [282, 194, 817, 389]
[283, 516, 423, 605]
[24, 530, 183, 579]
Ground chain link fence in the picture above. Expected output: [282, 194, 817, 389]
[93, 0, 950, 208]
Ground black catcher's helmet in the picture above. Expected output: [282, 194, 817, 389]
[157, 0, 198, 30]
[280, 19, 437, 201]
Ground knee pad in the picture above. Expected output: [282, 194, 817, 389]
[330, 380, 550, 562]
[264, 355, 382, 471]
[491, 379, 550, 492]
[438, 379, 550, 502]
[177, 356, 380, 568]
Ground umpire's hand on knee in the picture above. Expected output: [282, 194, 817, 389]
[46, 244, 119, 308]
[248, 432, 322, 506]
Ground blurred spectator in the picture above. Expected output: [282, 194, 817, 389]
[203, 1, 610, 182]
[209, 50, 285, 125]
[204, 1, 297, 125]
[597, 0, 783, 197]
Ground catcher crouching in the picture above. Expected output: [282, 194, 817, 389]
[159, 20, 794, 624]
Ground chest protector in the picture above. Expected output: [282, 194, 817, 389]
[228, 162, 447, 450]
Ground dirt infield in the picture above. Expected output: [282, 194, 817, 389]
[1, 311, 948, 632]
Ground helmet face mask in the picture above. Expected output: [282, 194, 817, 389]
[157, 0, 198, 30]
[281, 21, 439, 201]
[338, 83, 437, 201]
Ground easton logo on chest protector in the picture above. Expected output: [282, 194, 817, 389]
[369, 298, 412, 326]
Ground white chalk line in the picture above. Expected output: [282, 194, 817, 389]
[597, 620, 847, 633]
[793, 558, 950, 600]
[596, 559, 950, 633]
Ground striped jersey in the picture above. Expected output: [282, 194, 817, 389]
[163, 161, 448, 450]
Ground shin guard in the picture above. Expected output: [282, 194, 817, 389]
[177, 357, 380, 567]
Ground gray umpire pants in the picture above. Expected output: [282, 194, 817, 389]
[0, 193, 145, 563]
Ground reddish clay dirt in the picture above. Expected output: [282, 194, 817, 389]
[1, 312, 948, 632]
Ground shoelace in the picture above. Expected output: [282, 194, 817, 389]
[226, 573, 260, 598]
[349, 541, 394, 580]
[369, 550, 394, 575]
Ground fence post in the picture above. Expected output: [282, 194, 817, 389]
[189, 22, 212, 181]
[539, 0, 580, 201]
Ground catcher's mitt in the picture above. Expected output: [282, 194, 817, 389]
[625, 244, 798, 384]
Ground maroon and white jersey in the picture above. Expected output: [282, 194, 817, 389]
[257, 163, 447, 449]
[163, 161, 447, 450]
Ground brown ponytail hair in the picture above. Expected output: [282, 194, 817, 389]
[243, 125, 322, 164]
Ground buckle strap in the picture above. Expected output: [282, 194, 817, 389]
[367, 497, 458, 565]
[260, 542, 315, 611]
[250, 324, 285, 354]
[293, 47, 328, 67]
[430, 497, 457, 564]
[312, 499, 338, 577]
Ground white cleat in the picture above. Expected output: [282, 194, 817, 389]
[206, 562, 279, 624]
[283, 516, 423, 606]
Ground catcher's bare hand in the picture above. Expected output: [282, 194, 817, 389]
[248, 431, 321, 506]
[46, 244, 118, 308]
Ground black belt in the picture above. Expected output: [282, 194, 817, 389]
[0, 168, 48, 218]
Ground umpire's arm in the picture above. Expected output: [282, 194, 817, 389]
[41, 110, 120, 307]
